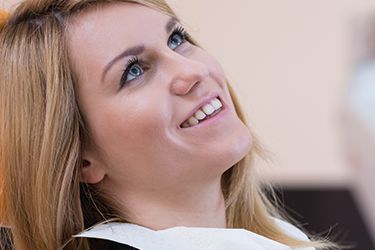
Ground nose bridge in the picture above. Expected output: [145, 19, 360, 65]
[163, 50, 209, 96]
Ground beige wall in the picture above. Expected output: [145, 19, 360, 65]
[2, 0, 375, 187]
[166, 0, 375, 187]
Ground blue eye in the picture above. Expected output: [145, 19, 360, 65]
[127, 64, 143, 81]
[120, 57, 144, 88]
[168, 26, 188, 50]
[119, 26, 190, 89]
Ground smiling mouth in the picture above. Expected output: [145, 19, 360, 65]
[180, 97, 223, 128]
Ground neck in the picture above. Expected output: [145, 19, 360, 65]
[112, 178, 227, 230]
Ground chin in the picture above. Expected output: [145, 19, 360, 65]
[209, 123, 253, 175]
[227, 125, 253, 167]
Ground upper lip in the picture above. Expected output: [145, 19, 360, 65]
[179, 92, 222, 127]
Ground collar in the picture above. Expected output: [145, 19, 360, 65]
[74, 221, 293, 250]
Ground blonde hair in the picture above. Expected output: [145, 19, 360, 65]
[0, 0, 336, 249]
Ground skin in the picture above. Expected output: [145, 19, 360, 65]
[68, 2, 252, 230]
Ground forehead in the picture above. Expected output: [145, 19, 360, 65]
[68, 2, 170, 38]
[67, 2, 171, 75]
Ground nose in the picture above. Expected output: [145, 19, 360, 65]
[165, 52, 210, 96]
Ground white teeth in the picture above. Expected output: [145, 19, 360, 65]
[202, 104, 215, 115]
[210, 98, 222, 109]
[194, 110, 206, 120]
[188, 116, 199, 126]
[181, 97, 224, 128]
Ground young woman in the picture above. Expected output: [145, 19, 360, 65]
[0, 0, 336, 249]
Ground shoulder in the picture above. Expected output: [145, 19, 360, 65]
[103, 239, 140, 250]
[0, 227, 13, 249]
[273, 217, 310, 241]
[273, 217, 316, 250]
[88, 237, 140, 250]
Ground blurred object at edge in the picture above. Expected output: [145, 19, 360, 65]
[341, 12, 375, 245]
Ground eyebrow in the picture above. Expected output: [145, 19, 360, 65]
[101, 45, 145, 82]
[165, 17, 178, 33]
[101, 17, 178, 82]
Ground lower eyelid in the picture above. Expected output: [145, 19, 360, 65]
[174, 42, 192, 54]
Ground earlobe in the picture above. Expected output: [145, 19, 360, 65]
[80, 159, 106, 184]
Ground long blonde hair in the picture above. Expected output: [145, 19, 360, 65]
[0, 0, 335, 249]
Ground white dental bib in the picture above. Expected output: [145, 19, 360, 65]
[75, 218, 315, 250]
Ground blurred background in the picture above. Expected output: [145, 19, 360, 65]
[2, 0, 375, 249]
[163, 1, 374, 249]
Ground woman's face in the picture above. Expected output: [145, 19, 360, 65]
[68, 3, 252, 193]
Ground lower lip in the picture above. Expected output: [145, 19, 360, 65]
[180, 105, 228, 130]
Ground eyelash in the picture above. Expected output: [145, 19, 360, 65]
[119, 25, 190, 89]
[119, 56, 143, 88]
[173, 26, 190, 43]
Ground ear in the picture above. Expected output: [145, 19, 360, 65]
[80, 159, 106, 184]
[80, 149, 106, 184]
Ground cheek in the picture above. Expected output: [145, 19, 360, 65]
[88, 96, 171, 167]
[98, 101, 160, 144]
[198, 53, 230, 99]
[204, 55, 235, 110]
[195, 49, 227, 86]
[208, 59, 226, 85]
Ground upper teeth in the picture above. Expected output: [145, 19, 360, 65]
[181, 97, 223, 128]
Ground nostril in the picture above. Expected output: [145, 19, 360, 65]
[172, 79, 201, 96]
